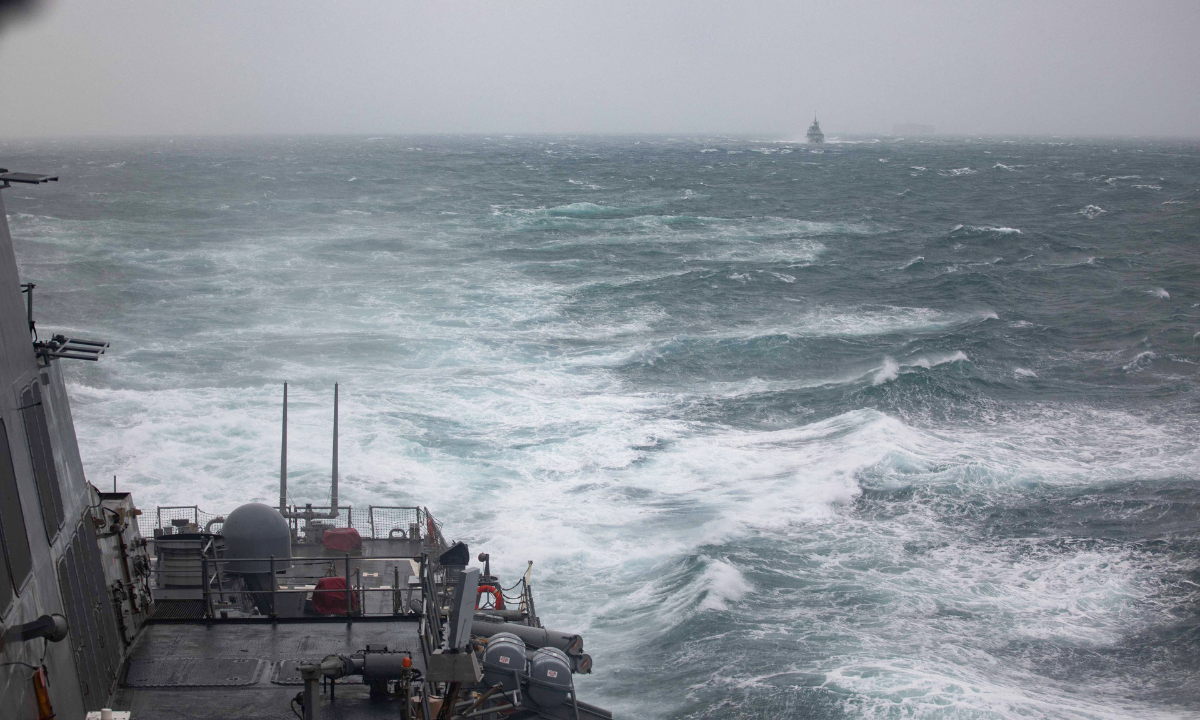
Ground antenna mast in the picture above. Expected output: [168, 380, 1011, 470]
[277, 383, 340, 521]
[331, 382, 339, 515]
[279, 383, 288, 513]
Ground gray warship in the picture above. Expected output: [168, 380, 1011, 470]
[806, 118, 825, 144]
[0, 170, 613, 720]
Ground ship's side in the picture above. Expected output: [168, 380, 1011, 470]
[0, 173, 135, 719]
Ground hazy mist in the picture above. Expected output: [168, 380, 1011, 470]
[1, 0, 1198, 138]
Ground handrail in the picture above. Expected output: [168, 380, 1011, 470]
[141, 503, 442, 543]
[162, 553, 434, 619]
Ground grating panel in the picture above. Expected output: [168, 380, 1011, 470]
[149, 599, 207, 620]
[124, 657, 264, 687]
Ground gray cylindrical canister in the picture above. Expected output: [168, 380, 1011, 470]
[527, 647, 572, 707]
[482, 632, 526, 691]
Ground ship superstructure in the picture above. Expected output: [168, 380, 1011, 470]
[806, 117, 825, 144]
[0, 171, 612, 720]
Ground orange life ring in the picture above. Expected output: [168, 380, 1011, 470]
[475, 584, 504, 610]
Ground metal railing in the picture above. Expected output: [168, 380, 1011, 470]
[141, 505, 226, 537]
[163, 551, 428, 621]
[418, 553, 444, 653]
[140, 504, 448, 551]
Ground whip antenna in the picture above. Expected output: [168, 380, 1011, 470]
[330, 382, 339, 516]
[279, 382, 288, 513]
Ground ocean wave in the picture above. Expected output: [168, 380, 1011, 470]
[696, 558, 752, 612]
[873, 357, 900, 385]
[872, 351, 969, 385]
[1078, 205, 1106, 219]
[543, 201, 618, 217]
[900, 256, 925, 269]
[1148, 287, 1170, 300]
[949, 224, 1022, 237]
[1122, 350, 1156, 372]
[586, 308, 994, 368]
[751, 308, 997, 341]
[940, 167, 977, 176]
[490, 210, 869, 262]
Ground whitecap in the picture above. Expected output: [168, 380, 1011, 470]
[873, 357, 900, 385]
[1078, 205, 1106, 219]
[1123, 351, 1156, 372]
[696, 559, 752, 612]
[871, 352, 968, 386]
[950, 225, 1021, 236]
[1014, 368, 1037, 378]
[905, 351, 969, 369]
[1149, 287, 1170, 300]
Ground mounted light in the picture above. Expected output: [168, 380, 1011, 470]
[0, 614, 68, 653]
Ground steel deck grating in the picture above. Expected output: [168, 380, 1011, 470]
[124, 658, 265, 687]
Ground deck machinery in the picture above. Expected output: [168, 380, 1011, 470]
[0, 171, 613, 720]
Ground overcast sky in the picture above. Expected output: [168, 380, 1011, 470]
[1, 0, 1198, 138]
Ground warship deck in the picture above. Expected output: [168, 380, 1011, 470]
[111, 618, 426, 720]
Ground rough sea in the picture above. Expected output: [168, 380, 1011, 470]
[3, 135, 1199, 719]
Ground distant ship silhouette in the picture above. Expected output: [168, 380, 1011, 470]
[807, 117, 825, 144]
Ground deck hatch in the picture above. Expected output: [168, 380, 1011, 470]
[124, 657, 265, 687]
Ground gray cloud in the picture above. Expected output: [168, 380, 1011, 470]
[1, 0, 1198, 138]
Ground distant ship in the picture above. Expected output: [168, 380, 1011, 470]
[806, 117, 825, 144]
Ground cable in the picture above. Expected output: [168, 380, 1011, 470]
[0, 638, 49, 680]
